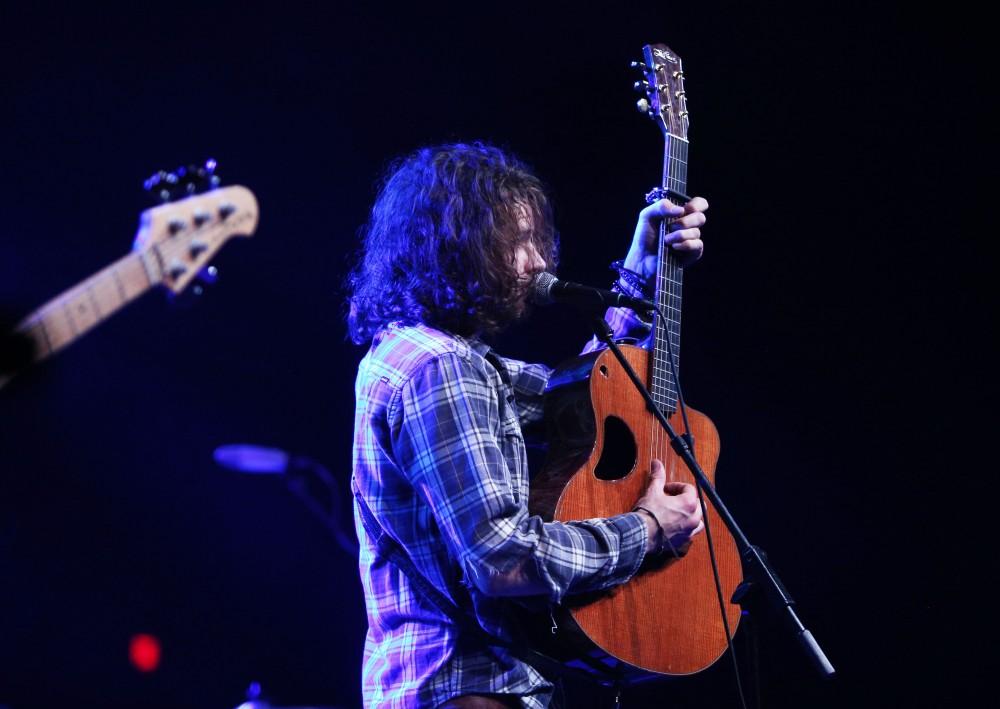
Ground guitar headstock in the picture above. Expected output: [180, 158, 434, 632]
[133, 176, 259, 294]
[632, 43, 688, 139]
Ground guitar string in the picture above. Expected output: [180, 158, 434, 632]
[659, 133, 672, 481]
[661, 132, 684, 482]
[653, 134, 669, 482]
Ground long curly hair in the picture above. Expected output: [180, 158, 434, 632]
[347, 143, 558, 344]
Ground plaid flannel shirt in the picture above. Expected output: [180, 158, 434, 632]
[352, 306, 652, 708]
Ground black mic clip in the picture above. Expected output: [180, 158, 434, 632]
[531, 272, 655, 317]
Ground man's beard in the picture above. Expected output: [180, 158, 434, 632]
[510, 274, 537, 320]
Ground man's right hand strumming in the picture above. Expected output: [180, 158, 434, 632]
[633, 459, 706, 557]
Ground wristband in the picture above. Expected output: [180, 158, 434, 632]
[633, 505, 666, 556]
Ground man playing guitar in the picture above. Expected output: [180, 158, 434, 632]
[348, 142, 708, 708]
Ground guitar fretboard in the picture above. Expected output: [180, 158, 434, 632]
[18, 249, 162, 360]
[650, 134, 689, 414]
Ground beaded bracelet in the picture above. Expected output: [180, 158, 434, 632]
[610, 259, 653, 299]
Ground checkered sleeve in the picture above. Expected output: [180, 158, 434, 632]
[581, 304, 653, 354]
[493, 357, 550, 427]
[390, 352, 647, 603]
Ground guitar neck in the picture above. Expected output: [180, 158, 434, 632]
[15, 248, 163, 366]
[0, 182, 258, 390]
[650, 133, 689, 414]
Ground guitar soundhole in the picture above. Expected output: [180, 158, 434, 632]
[594, 416, 637, 481]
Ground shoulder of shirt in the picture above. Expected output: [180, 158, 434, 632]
[360, 322, 487, 391]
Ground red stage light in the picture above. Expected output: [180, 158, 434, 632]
[129, 633, 161, 673]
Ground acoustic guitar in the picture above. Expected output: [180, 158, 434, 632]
[529, 43, 743, 680]
[0, 165, 258, 389]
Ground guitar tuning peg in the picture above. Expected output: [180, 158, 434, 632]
[198, 265, 219, 285]
[636, 98, 650, 114]
[167, 259, 188, 280]
[167, 217, 187, 235]
[194, 159, 220, 186]
[630, 61, 649, 71]
[144, 170, 181, 202]
[143, 158, 220, 202]
[633, 80, 650, 92]
[195, 159, 222, 190]
[167, 265, 218, 307]
[142, 170, 176, 189]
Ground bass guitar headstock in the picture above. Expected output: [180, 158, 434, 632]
[134, 160, 258, 294]
[632, 43, 689, 139]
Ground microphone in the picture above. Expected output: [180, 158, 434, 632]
[213, 444, 291, 474]
[530, 272, 655, 314]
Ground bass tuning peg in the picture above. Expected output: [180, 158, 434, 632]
[144, 158, 221, 202]
[144, 170, 181, 202]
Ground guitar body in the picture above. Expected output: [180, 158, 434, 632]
[530, 346, 742, 677]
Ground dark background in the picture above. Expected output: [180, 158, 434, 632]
[0, 2, 989, 708]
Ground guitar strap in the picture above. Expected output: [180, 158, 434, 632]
[483, 350, 517, 424]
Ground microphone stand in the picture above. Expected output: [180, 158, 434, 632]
[284, 456, 359, 555]
[213, 444, 358, 555]
[588, 314, 836, 680]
